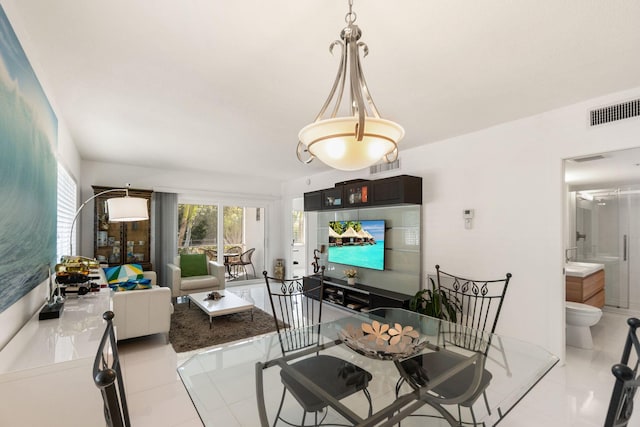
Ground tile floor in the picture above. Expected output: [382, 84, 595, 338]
[116, 283, 640, 426]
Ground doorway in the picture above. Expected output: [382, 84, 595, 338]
[565, 147, 640, 312]
[291, 198, 306, 278]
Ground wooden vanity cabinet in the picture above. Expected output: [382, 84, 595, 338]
[566, 269, 605, 308]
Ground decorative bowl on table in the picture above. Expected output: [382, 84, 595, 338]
[338, 320, 428, 360]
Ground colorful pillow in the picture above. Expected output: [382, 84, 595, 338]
[180, 254, 208, 277]
[103, 263, 144, 285]
[109, 278, 152, 292]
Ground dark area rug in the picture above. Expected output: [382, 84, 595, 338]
[169, 301, 279, 353]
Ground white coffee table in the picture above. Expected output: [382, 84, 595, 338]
[187, 290, 254, 328]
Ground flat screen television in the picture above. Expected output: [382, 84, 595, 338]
[328, 220, 385, 271]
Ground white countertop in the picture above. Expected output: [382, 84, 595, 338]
[565, 262, 605, 278]
[0, 288, 111, 374]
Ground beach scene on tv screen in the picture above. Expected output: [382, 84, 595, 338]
[328, 220, 385, 271]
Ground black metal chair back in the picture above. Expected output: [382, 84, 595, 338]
[93, 311, 130, 427]
[435, 265, 511, 354]
[605, 317, 640, 427]
[263, 267, 324, 355]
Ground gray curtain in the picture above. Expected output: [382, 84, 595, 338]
[154, 192, 178, 287]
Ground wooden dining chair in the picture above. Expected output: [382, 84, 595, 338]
[262, 267, 373, 426]
[604, 317, 640, 427]
[397, 265, 512, 426]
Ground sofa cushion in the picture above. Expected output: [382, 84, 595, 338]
[104, 263, 144, 284]
[180, 254, 208, 277]
[180, 275, 220, 291]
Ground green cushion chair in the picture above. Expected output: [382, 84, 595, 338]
[167, 254, 225, 298]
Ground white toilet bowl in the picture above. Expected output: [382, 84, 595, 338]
[566, 301, 602, 349]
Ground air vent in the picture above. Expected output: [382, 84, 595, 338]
[370, 159, 400, 175]
[590, 99, 640, 126]
[572, 155, 605, 163]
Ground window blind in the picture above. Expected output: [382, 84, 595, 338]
[57, 165, 77, 261]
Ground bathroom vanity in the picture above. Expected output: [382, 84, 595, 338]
[565, 262, 605, 308]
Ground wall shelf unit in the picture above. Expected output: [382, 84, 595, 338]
[304, 175, 422, 211]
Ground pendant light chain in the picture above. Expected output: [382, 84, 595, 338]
[346, 0, 357, 25]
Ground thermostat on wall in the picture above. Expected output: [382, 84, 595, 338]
[463, 209, 474, 229]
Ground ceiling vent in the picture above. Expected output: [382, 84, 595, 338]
[572, 155, 605, 163]
[370, 159, 400, 175]
[590, 99, 640, 126]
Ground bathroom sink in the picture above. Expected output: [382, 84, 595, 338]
[565, 262, 604, 278]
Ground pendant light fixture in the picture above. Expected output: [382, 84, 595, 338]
[297, 0, 404, 171]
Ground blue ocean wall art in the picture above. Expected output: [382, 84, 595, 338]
[0, 5, 58, 314]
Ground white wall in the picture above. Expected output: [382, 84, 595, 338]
[283, 86, 640, 361]
[0, 0, 82, 350]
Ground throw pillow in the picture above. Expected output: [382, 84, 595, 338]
[109, 278, 152, 292]
[180, 254, 208, 277]
[103, 263, 144, 284]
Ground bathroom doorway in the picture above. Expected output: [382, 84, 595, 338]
[566, 147, 640, 312]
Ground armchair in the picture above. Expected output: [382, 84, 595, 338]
[167, 254, 225, 298]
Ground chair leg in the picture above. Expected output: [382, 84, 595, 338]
[482, 391, 491, 415]
[273, 387, 287, 427]
[395, 377, 405, 397]
[363, 387, 373, 417]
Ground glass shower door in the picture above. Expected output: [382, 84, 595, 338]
[575, 189, 628, 308]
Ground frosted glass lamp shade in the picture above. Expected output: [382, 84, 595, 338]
[106, 197, 148, 222]
[299, 117, 405, 171]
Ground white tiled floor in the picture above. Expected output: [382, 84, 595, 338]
[116, 284, 640, 427]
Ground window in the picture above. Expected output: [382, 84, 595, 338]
[56, 164, 77, 261]
[292, 209, 304, 244]
[178, 202, 264, 283]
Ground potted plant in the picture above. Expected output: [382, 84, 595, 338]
[409, 278, 461, 332]
[344, 268, 358, 285]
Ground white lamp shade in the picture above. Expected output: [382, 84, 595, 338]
[106, 197, 149, 222]
[299, 117, 405, 171]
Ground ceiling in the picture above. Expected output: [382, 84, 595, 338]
[7, 0, 640, 182]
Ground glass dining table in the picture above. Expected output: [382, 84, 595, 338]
[177, 308, 558, 426]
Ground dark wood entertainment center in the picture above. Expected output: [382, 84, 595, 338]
[303, 174, 422, 312]
[303, 275, 411, 312]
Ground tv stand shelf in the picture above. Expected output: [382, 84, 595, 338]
[303, 275, 411, 313]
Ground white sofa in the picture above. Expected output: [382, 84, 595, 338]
[110, 271, 174, 342]
[167, 256, 225, 298]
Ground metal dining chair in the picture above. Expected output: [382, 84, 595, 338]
[397, 265, 512, 426]
[93, 311, 130, 427]
[262, 267, 373, 426]
[230, 248, 256, 279]
[605, 317, 640, 427]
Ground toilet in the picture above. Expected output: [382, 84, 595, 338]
[565, 301, 603, 349]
